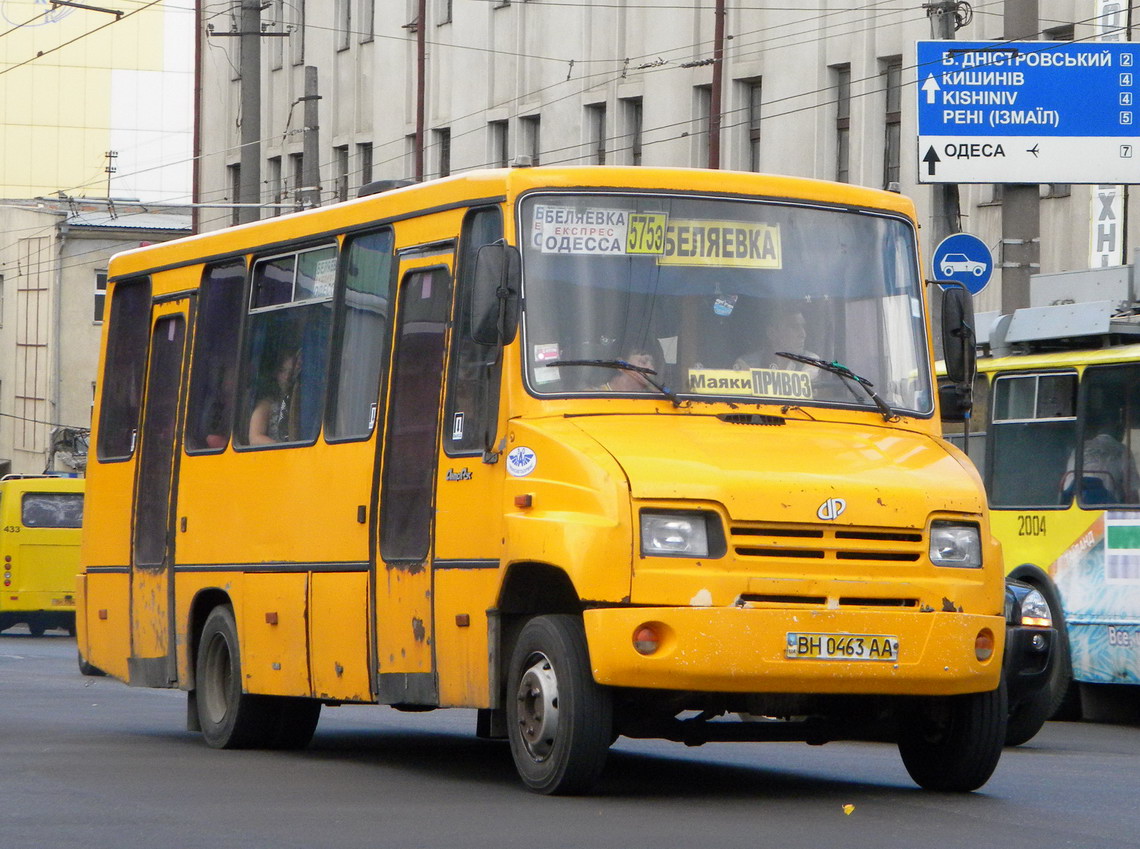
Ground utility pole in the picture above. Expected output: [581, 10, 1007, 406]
[299, 66, 322, 208]
[708, 0, 726, 168]
[925, 2, 962, 249]
[415, 0, 426, 181]
[238, 0, 262, 224]
[1000, 0, 1040, 312]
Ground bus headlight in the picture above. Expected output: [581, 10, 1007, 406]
[1017, 587, 1053, 628]
[640, 511, 723, 558]
[929, 521, 982, 568]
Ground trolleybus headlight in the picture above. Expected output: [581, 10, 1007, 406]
[929, 521, 982, 568]
[640, 510, 724, 558]
[1017, 587, 1053, 628]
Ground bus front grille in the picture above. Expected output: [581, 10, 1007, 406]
[730, 523, 924, 564]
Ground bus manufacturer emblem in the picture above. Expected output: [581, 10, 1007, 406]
[817, 497, 847, 521]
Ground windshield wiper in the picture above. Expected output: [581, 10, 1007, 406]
[774, 352, 899, 422]
[544, 359, 684, 407]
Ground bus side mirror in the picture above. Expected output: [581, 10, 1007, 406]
[471, 243, 521, 346]
[938, 377, 972, 423]
[940, 282, 976, 385]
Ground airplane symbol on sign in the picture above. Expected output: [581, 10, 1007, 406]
[1027, 144, 1040, 157]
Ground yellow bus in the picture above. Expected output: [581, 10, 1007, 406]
[78, 166, 1038, 794]
[1, 474, 83, 636]
[947, 312, 1140, 731]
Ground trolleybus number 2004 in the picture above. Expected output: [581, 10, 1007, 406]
[786, 632, 900, 661]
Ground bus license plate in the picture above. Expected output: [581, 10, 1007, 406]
[785, 632, 899, 661]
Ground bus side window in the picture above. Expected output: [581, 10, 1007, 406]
[326, 229, 393, 441]
[989, 371, 1077, 508]
[185, 261, 246, 452]
[1077, 365, 1140, 506]
[444, 207, 504, 455]
[96, 277, 152, 461]
[236, 245, 336, 448]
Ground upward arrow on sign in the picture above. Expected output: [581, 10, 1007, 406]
[922, 74, 941, 105]
[922, 146, 941, 175]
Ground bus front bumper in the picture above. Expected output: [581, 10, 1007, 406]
[583, 606, 1005, 696]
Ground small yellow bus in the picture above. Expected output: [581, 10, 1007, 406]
[78, 166, 1035, 794]
[1, 474, 84, 636]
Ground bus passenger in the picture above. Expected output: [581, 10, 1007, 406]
[735, 303, 818, 371]
[599, 348, 657, 392]
[249, 346, 300, 444]
[1064, 419, 1140, 504]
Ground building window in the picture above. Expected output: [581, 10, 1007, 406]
[405, 134, 417, 178]
[228, 164, 242, 225]
[94, 270, 107, 323]
[521, 115, 541, 166]
[290, 153, 303, 210]
[334, 145, 349, 202]
[335, 0, 351, 50]
[621, 97, 643, 166]
[882, 56, 902, 189]
[357, 142, 373, 187]
[269, 0, 284, 70]
[267, 156, 283, 215]
[740, 78, 762, 172]
[834, 64, 851, 183]
[694, 85, 712, 168]
[434, 127, 451, 177]
[360, 0, 374, 42]
[436, 0, 452, 24]
[586, 103, 606, 165]
[1045, 23, 1075, 41]
[489, 120, 509, 168]
[291, 0, 305, 65]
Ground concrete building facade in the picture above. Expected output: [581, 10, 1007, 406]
[0, 201, 190, 475]
[0, 0, 193, 202]
[194, 0, 1139, 317]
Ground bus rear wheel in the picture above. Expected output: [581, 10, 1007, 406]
[195, 605, 320, 750]
[897, 685, 1006, 792]
[506, 615, 613, 795]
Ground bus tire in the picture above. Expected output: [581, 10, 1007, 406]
[506, 614, 612, 795]
[897, 685, 1006, 792]
[77, 649, 105, 677]
[196, 605, 276, 749]
[264, 698, 321, 750]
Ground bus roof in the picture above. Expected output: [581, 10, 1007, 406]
[106, 166, 918, 283]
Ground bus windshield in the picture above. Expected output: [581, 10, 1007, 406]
[519, 192, 932, 415]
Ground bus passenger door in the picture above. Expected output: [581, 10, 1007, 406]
[375, 256, 453, 704]
[129, 300, 190, 687]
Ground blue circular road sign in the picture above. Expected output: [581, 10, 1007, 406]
[932, 233, 993, 294]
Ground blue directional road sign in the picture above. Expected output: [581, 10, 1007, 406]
[932, 233, 993, 295]
[917, 40, 1140, 184]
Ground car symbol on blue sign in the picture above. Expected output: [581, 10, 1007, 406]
[932, 233, 993, 295]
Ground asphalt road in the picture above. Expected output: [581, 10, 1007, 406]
[3, 629, 1139, 849]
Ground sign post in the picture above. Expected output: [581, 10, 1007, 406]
[917, 40, 1140, 184]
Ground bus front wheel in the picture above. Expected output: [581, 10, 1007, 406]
[897, 685, 1007, 792]
[506, 615, 613, 795]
